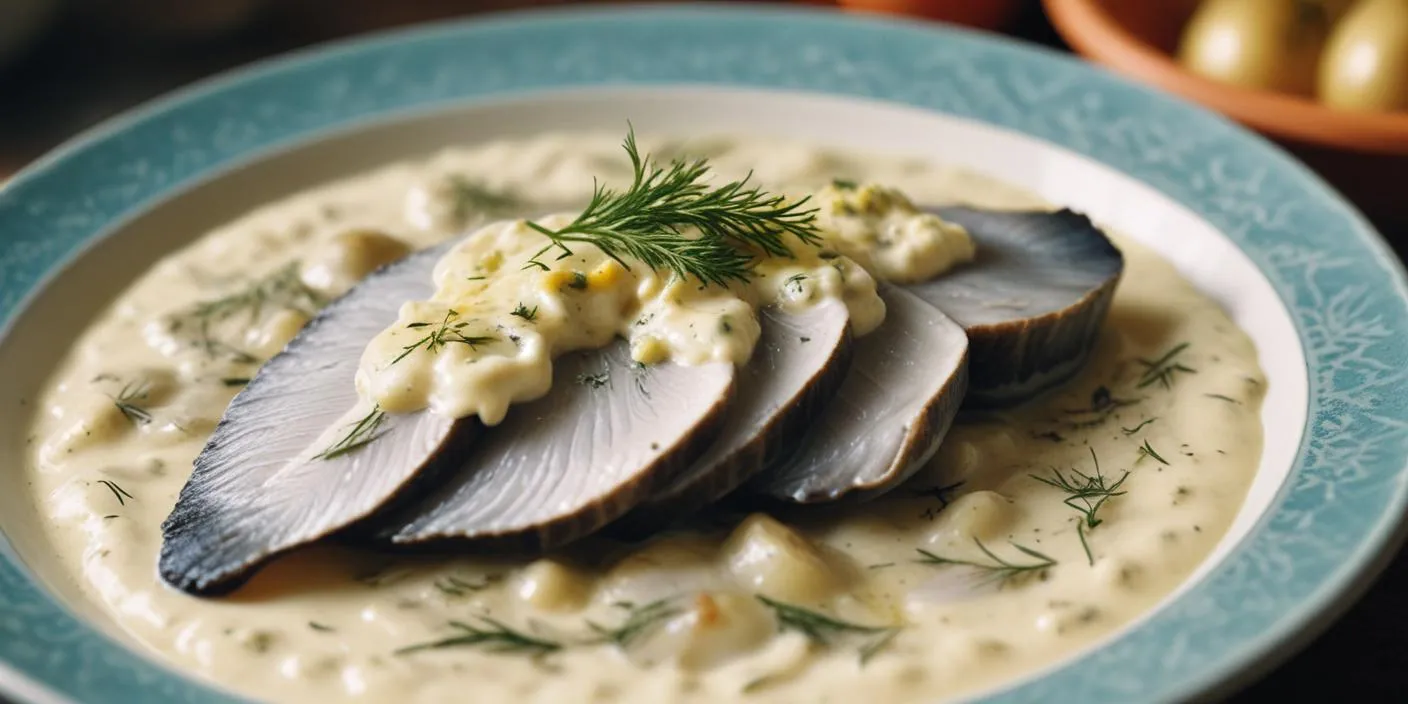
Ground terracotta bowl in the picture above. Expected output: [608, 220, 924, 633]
[1044, 0, 1408, 230]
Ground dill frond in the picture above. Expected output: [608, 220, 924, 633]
[915, 539, 1058, 589]
[524, 127, 820, 287]
[396, 617, 561, 658]
[315, 407, 388, 461]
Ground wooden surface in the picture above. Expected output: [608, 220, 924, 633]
[0, 1, 1404, 701]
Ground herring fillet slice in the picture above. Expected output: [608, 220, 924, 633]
[748, 286, 969, 503]
[613, 301, 853, 534]
[911, 207, 1123, 408]
[159, 243, 465, 596]
[375, 340, 735, 551]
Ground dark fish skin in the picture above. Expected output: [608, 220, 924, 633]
[159, 242, 470, 597]
[911, 207, 1124, 409]
[610, 302, 854, 536]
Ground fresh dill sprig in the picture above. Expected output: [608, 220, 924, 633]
[1137, 439, 1170, 466]
[96, 479, 134, 506]
[392, 310, 496, 365]
[756, 596, 898, 664]
[109, 380, 153, 426]
[1030, 448, 1129, 530]
[170, 262, 325, 363]
[446, 176, 523, 226]
[510, 303, 539, 322]
[316, 407, 387, 461]
[1137, 342, 1196, 389]
[587, 599, 681, 649]
[1121, 418, 1156, 435]
[523, 127, 821, 287]
[396, 617, 562, 658]
[915, 539, 1058, 588]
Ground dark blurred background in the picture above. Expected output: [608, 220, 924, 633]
[0, 0, 1404, 701]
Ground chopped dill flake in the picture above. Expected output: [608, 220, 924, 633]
[859, 629, 900, 665]
[1121, 418, 1157, 435]
[510, 303, 539, 322]
[1061, 385, 1138, 428]
[577, 371, 610, 389]
[785, 273, 808, 294]
[756, 596, 899, 664]
[169, 262, 325, 363]
[221, 377, 251, 388]
[396, 617, 561, 658]
[719, 317, 733, 334]
[1029, 448, 1129, 529]
[831, 178, 858, 190]
[392, 310, 496, 365]
[353, 566, 411, 588]
[109, 380, 153, 426]
[316, 407, 388, 460]
[523, 126, 820, 287]
[915, 539, 1057, 589]
[434, 576, 495, 597]
[309, 622, 335, 633]
[95, 479, 134, 506]
[1136, 342, 1196, 389]
[567, 271, 589, 290]
[587, 599, 681, 649]
[632, 362, 652, 398]
[912, 480, 965, 509]
[1137, 439, 1170, 466]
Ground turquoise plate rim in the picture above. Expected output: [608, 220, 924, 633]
[2, 4, 1407, 703]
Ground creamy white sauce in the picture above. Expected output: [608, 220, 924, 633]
[24, 133, 1265, 704]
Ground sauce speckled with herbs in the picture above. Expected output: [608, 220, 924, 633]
[25, 133, 1264, 704]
